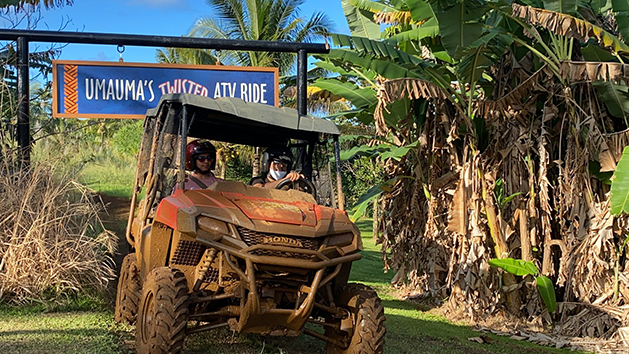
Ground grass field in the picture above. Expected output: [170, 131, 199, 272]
[0, 215, 591, 353]
[77, 155, 137, 198]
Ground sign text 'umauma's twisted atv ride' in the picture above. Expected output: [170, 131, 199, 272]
[114, 93, 385, 354]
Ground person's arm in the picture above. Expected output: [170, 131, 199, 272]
[263, 171, 304, 189]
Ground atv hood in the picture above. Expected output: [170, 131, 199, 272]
[155, 181, 358, 238]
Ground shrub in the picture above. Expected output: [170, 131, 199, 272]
[111, 120, 143, 158]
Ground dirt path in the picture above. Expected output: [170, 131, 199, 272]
[98, 194, 132, 299]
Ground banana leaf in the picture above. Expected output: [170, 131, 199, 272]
[543, 0, 577, 14]
[321, 49, 425, 79]
[456, 31, 512, 87]
[330, 34, 424, 66]
[592, 81, 629, 127]
[581, 43, 618, 62]
[323, 109, 364, 120]
[510, 4, 629, 55]
[407, 0, 435, 22]
[385, 17, 440, 45]
[610, 146, 629, 215]
[314, 60, 356, 77]
[382, 98, 413, 128]
[589, 161, 613, 185]
[456, 43, 493, 87]
[340, 143, 388, 160]
[342, 0, 381, 39]
[312, 78, 377, 109]
[613, 0, 629, 46]
[435, 1, 485, 59]
[536, 275, 557, 313]
[349, 178, 398, 221]
[380, 140, 419, 162]
[488, 258, 539, 276]
[350, 0, 397, 13]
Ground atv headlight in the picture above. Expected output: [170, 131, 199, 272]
[197, 217, 229, 241]
[326, 233, 354, 247]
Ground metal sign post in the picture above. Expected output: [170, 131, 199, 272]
[16, 36, 29, 165]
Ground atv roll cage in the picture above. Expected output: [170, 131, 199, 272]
[126, 93, 344, 247]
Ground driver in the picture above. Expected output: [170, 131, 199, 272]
[251, 146, 303, 189]
[178, 140, 224, 190]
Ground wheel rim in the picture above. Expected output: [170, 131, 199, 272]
[140, 290, 155, 343]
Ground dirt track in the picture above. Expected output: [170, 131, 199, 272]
[99, 195, 132, 298]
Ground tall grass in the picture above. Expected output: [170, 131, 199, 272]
[0, 150, 117, 304]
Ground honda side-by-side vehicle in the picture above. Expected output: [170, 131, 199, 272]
[114, 93, 385, 354]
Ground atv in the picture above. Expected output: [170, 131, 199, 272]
[115, 93, 385, 354]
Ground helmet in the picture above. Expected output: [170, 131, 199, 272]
[186, 140, 216, 170]
[261, 146, 293, 175]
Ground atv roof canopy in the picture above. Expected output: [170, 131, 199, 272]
[147, 93, 340, 146]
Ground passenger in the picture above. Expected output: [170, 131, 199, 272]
[250, 146, 303, 189]
[178, 140, 224, 190]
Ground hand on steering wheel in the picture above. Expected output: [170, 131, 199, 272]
[275, 176, 317, 200]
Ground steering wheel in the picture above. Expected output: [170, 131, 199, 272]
[275, 177, 317, 200]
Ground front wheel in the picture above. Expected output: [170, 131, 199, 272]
[136, 267, 189, 354]
[325, 283, 386, 354]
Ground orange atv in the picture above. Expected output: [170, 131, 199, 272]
[115, 93, 385, 354]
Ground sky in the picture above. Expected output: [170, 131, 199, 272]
[16, 0, 350, 64]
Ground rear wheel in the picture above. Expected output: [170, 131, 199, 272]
[115, 253, 140, 324]
[325, 283, 386, 354]
[136, 267, 189, 354]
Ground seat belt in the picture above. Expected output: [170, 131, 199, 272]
[187, 175, 208, 189]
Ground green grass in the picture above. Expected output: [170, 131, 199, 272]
[31, 143, 136, 198]
[348, 219, 589, 354]
[0, 217, 592, 353]
[0, 299, 129, 354]
[76, 155, 136, 198]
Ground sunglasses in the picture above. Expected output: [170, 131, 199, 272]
[272, 159, 288, 165]
[196, 156, 213, 162]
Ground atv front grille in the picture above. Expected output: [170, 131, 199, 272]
[171, 240, 206, 266]
[236, 227, 321, 260]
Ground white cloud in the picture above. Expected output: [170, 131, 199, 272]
[92, 52, 113, 61]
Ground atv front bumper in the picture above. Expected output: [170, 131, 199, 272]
[195, 237, 361, 334]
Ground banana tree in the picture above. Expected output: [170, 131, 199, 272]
[317, 0, 629, 329]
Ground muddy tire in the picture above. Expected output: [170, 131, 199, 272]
[135, 267, 189, 354]
[115, 253, 140, 324]
[325, 283, 386, 354]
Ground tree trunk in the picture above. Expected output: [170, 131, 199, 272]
[252, 147, 261, 177]
[372, 196, 379, 239]
[480, 171, 521, 314]
[519, 202, 533, 262]
[216, 148, 226, 179]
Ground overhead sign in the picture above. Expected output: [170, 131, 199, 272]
[52, 60, 279, 119]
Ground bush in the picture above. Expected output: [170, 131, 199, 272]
[0, 151, 117, 304]
[111, 120, 143, 158]
[342, 156, 384, 213]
